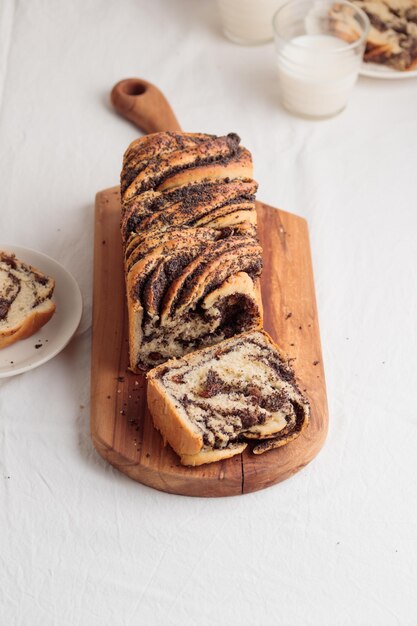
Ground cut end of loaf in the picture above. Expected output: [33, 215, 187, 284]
[120, 131, 263, 371]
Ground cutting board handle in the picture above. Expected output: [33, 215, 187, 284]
[111, 78, 182, 134]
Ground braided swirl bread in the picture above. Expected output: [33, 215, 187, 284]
[147, 330, 310, 466]
[0, 251, 56, 349]
[120, 132, 263, 371]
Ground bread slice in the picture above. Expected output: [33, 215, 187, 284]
[351, 0, 417, 71]
[147, 330, 310, 466]
[0, 251, 56, 349]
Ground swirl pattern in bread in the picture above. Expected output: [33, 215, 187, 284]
[332, 0, 417, 71]
[120, 132, 263, 371]
[0, 251, 56, 349]
[147, 330, 310, 466]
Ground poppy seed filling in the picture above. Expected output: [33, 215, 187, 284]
[154, 332, 309, 453]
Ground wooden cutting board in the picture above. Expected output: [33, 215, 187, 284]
[90, 79, 328, 497]
[91, 189, 328, 496]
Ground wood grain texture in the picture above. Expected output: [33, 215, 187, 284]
[90, 187, 328, 497]
[111, 79, 181, 134]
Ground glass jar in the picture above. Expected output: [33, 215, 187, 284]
[273, 0, 369, 118]
[217, 0, 286, 44]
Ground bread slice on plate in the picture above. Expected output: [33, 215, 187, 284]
[352, 0, 417, 71]
[147, 330, 310, 466]
[0, 251, 56, 349]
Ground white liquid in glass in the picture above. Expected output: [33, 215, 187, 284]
[218, 0, 283, 44]
[276, 34, 361, 117]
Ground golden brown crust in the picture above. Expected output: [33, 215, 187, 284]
[0, 301, 56, 350]
[157, 152, 253, 192]
[147, 375, 203, 455]
[254, 279, 264, 322]
[122, 132, 249, 201]
[121, 178, 257, 244]
[180, 443, 248, 466]
[121, 131, 263, 371]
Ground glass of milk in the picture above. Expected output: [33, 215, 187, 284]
[273, 0, 369, 118]
[217, 0, 287, 44]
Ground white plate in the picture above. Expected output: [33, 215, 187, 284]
[360, 62, 417, 79]
[0, 245, 82, 378]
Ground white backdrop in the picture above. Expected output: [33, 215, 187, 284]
[1, 1, 417, 624]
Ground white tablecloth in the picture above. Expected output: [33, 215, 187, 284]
[1, 1, 416, 624]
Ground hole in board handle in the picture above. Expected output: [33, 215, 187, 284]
[123, 81, 147, 97]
